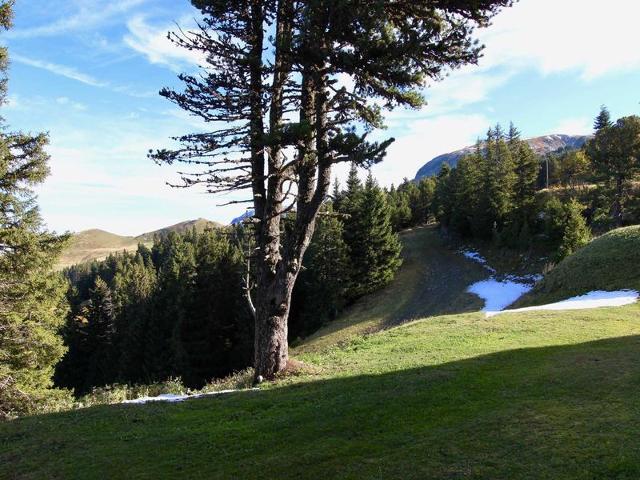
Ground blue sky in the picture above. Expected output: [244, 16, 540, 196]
[3, 0, 640, 235]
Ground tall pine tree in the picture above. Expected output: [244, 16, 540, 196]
[0, 1, 70, 418]
[586, 114, 640, 226]
[155, 0, 514, 380]
[347, 172, 402, 298]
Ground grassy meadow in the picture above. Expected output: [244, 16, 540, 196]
[3, 226, 640, 479]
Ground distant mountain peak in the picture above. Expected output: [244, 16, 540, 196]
[231, 210, 254, 225]
[414, 133, 590, 180]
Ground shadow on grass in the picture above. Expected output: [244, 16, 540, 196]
[3, 335, 640, 479]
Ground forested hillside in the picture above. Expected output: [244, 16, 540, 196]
[53, 171, 403, 396]
[2, 0, 640, 477]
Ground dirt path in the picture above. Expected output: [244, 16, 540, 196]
[296, 225, 487, 353]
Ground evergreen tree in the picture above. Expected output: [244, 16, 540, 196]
[586, 115, 640, 226]
[0, 2, 70, 418]
[155, 0, 513, 380]
[331, 179, 343, 211]
[114, 252, 157, 382]
[347, 173, 402, 298]
[175, 230, 251, 388]
[434, 163, 453, 227]
[510, 139, 540, 244]
[145, 232, 196, 381]
[83, 278, 117, 390]
[388, 188, 412, 231]
[557, 200, 591, 260]
[507, 122, 521, 145]
[450, 153, 482, 237]
[481, 125, 517, 238]
[417, 177, 436, 224]
[342, 163, 364, 250]
[594, 105, 613, 132]
[290, 207, 350, 338]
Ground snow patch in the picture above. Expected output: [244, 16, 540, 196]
[460, 250, 497, 273]
[487, 290, 639, 318]
[467, 278, 535, 314]
[122, 389, 253, 405]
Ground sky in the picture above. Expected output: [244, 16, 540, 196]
[3, 0, 640, 235]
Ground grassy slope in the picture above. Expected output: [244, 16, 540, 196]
[58, 229, 141, 269]
[297, 226, 486, 352]
[135, 218, 222, 242]
[4, 226, 640, 479]
[516, 225, 640, 307]
[57, 219, 221, 269]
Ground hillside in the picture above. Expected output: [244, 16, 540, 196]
[57, 218, 221, 269]
[516, 225, 640, 307]
[136, 218, 223, 242]
[4, 226, 640, 478]
[414, 134, 589, 179]
[57, 229, 141, 269]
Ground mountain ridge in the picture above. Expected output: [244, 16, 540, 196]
[58, 218, 222, 269]
[414, 133, 590, 180]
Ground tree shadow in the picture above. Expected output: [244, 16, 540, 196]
[4, 335, 640, 479]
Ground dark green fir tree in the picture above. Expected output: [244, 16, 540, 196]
[0, 1, 70, 418]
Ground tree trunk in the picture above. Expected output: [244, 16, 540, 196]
[253, 266, 297, 380]
[613, 176, 624, 227]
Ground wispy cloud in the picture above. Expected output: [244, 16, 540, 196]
[7, 0, 147, 39]
[373, 114, 490, 185]
[12, 54, 156, 99]
[56, 96, 87, 111]
[124, 15, 206, 72]
[552, 117, 594, 136]
[12, 54, 108, 87]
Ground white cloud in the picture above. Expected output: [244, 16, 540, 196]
[552, 117, 593, 136]
[12, 54, 108, 87]
[371, 114, 490, 185]
[56, 96, 87, 111]
[124, 16, 205, 71]
[399, 0, 640, 119]
[8, 0, 147, 39]
[422, 66, 514, 116]
[34, 114, 248, 235]
[12, 54, 156, 98]
[478, 0, 640, 80]
[5, 94, 20, 110]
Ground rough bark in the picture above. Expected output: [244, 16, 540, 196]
[253, 0, 295, 380]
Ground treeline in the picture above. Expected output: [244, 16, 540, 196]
[430, 110, 640, 259]
[56, 169, 402, 394]
[55, 230, 251, 393]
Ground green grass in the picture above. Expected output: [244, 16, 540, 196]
[5, 224, 640, 479]
[297, 226, 486, 353]
[2, 305, 640, 479]
[517, 225, 640, 307]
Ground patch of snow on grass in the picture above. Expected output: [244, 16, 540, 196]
[123, 393, 190, 404]
[467, 278, 534, 314]
[460, 250, 497, 273]
[487, 290, 639, 318]
[122, 389, 252, 405]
